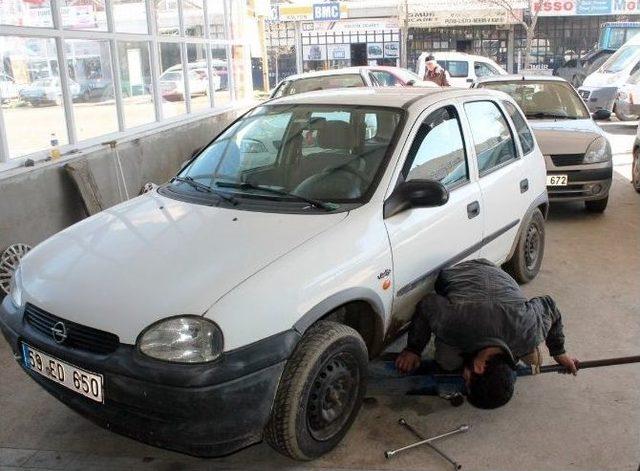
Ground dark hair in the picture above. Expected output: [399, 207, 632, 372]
[466, 355, 516, 409]
[425, 54, 436, 61]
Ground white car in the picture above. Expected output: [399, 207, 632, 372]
[476, 75, 612, 212]
[1, 88, 548, 461]
[416, 51, 508, 87]
[159, 69, 209, 100]
[0, 72, 18, 102]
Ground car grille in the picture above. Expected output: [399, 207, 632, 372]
[579, 90, 591, 100]
[550, 154, 584, 166]
[24, 304, 120, 354]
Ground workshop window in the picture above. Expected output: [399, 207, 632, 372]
[405, 106, 468, 189]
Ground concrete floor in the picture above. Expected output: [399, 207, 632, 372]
[1, 121, 639, 471]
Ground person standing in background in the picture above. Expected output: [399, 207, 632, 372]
[423, 54, 451, 87]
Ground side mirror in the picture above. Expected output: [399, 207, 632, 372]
[406, 79, 416, 86]
[191, 146, 202, 158]
[383, 179, 449, 219]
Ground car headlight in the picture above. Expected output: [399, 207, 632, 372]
[138, 316, 223, 363]
[9, 266, 23, 309]
[583, 136, 611, 164]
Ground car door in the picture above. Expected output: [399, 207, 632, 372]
[385, 103, 484, 327]
[460, 98, 527, 264]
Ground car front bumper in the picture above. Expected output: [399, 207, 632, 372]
[0, 297, 300, 457]
[546, 166, 612, 202]
[578, 86, 618, 114]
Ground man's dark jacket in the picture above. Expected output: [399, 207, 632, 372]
[406, 259, 566, 366]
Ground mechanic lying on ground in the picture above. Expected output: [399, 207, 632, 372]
[395, 259, 579, 409]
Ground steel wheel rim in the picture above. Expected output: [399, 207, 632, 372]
[0, 243, 31, 294]
[524, 224, 540, 271]
[306, 352, 359, 442]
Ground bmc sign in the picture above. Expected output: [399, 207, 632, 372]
[313, 2, 341, 21]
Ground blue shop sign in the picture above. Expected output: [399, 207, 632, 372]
[313, 2, 341, 21]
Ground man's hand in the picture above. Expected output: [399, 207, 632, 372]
[396, 350, 422, 374]
[554, 353, 579, 375]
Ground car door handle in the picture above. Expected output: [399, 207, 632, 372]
[520, 178, 529, 193]
[467, 201, 480, 219]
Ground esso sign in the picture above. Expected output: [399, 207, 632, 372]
[534, 1, 576, 14]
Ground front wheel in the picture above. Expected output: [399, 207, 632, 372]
[585, 196, 608, 213]
[265, 321, 368, 461]
[504, 208, 545, 284]
[632, 147, 640, 193]
[614, 106, 638, 122]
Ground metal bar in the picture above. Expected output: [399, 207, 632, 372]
[223, 0, 235, 101]
[202, 0, 215, 107]
[147, 0, 163, 122]
[52, 0, 78, 146]
[0, 98, 9, 163]
[105, 0, 126, 132]
[398, 418, 461, 470]
[385, 424, 470, 459]
[181, 42, 191, 114]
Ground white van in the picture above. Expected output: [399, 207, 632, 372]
[416, 51, 507, 87]
[579, 33, 640, 119]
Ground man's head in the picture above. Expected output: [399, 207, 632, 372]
[425, 54, 437, 71]
[462, 346, 516, 409]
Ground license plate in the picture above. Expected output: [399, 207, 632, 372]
[21, 344, 104, 403]
[547, 175, 568, 186]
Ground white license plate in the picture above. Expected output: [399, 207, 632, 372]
[21, 344, 104, 403]
[547, 175, 568, 186]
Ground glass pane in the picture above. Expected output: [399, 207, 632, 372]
[186, 43, 210, 112]
[60, 0, 107, 31]
[118, 41, 155, 128]
[159, 42, 186, 117]
[184, 0, 205, 37]
[157, 0, 180, 35]
[210, 45, 230, 107]
[113, 0, 148, 34]
[66, 40, 118, 141]
[0, 0, 53, 27]
[207, 0, 225, 39]
[1, 37, 68, 158]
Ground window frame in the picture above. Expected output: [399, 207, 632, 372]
[462, 99, 520, 178]
[501, 99, 535, 157]
[400, 104, 471, 192]
[0, 0, 246, 169]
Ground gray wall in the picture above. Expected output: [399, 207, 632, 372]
[0, 108, 245, 252]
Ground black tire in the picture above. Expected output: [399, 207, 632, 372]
[585, 196, 608, 213]
[504, 208, 545, 284]
[632, 147, 640, 193]
[265, 321, 368, 461]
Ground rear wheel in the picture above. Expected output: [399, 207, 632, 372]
[504, 208, 545, 284]
[265, 321, 367, 461]
[614, 106, 638, 122]
[632, 147, 640, 193]
[585, 196, 608, 213]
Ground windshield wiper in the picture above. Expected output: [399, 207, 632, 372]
[173, 176, 237, 205]
[215, 180, 338, 211]
[526, 112, 577, 120]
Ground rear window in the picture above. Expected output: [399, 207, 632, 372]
[276, 74, 365, 97]
[445, 61, 469, 78]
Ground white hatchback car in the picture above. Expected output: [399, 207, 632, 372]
[1, 88, 548, 461]
[416, 51, 508, 87]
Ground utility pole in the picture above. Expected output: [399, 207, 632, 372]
[400, 0, 409, 69]
[258, 15, 270, 92]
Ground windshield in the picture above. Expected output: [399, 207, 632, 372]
[274, 74, 365, 97]
[160, 72, 183, 81]
[478, 81, 590, 119]
[599, 45, 640, 73]
[168, 104, 403, 211]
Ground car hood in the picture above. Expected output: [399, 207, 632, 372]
[529, 119, 602, 155]
[19, 192, 348, 344]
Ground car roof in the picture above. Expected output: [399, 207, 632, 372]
[476, 74, 570, 84]
[419, 51, 497, 62]
[265, 87, 509, 110]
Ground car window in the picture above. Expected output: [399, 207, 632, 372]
[464, 101, 517, 174]
[175, 105, 402, 206]
[404, 106, 468, 188]
[371, 71, 400, 87]
[446, 61, 469, 78]
[503, 101, 535, 155]
[474, 62, 499, 78]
